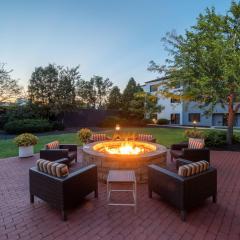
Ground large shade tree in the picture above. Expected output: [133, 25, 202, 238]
[77, 76, 113, 109]
[0, 64, 22, 103]
[28, 64, 80, 115]
[149, 1, 240, 144]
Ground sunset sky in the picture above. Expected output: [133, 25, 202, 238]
[0, 0, 231, 89]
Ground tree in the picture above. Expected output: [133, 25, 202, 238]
[148, 1, 240, 145]
[28, 64, 59, 105]
[122, 77, 142, 113]
[76, 76, 113, 109]
[129, 91, 164, 119]
[28, 64, 81, 115]
[0, 63, 22, 103]
[107, 86, 122, 110]
[54, 66, 81, 113]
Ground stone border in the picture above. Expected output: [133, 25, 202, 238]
[82, 141, 167, 183]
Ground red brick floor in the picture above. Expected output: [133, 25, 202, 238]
[0, 151, 240, 240]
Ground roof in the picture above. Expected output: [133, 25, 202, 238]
[144, 76, 169, 84]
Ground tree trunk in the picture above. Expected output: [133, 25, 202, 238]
[227, 94, 234, 145]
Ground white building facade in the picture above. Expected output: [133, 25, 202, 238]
[142, 78, 240, 127]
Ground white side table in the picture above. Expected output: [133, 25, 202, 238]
[107, 170, 137, 212]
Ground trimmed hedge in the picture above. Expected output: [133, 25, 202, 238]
[157, 118, 170, 125]
[203, 130, 240, 147]
[4, 119, 53, 134]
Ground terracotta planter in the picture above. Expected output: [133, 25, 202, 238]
[19, 146, 34, 158]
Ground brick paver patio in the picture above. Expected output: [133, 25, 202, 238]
[0, 151, 240, 240]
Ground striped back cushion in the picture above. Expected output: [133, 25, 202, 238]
[46, 141, 59, 149]
[188, 138, 204, 149]
[91, 134, 107, 141]
[178, 160, 209, 177]
[138, 134, 153, 142]
[36, 159, 69, 177]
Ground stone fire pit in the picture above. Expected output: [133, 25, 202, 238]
[82, 140, 167, 183]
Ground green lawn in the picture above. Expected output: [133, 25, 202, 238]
[0, 128, 187, 159]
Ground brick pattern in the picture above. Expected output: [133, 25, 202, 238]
[0, 151, 240, 239]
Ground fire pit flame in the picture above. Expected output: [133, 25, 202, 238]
[105, 142, 143, 155]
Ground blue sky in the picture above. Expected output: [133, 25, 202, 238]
[0, 0, 231, 90]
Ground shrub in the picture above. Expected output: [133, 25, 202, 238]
[14, 133, 38, 147]
[184, 129, 204, 139]
[157, 118, 170, 125]
[51, 121, 65, 131]
[204, 131, 226, 147]
[77, 128, 92, 143]
[4, 119, 53, 134]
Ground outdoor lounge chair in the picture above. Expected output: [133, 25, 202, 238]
[89, 133, 111, 142]
[40, 141, 77, 165]
[148, 159, 217, 221]
[29, 159, 98, 221]
[170, 142, 210, 163]
[136, 134, 156, 143]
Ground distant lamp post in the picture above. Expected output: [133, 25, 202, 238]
[152, 118, 157, 124]
[115, 124, 120, 131]
[115, 124, 121, 140]
[193, 120, 197, 129]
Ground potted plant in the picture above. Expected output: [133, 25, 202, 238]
[14, 133, 38, 158]
[77, 128, 92, 145]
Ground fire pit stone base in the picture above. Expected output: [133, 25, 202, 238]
[82, 141, 167, 183]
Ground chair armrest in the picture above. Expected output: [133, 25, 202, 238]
[182, 148, 210, 162]
[62, 165, 98, 203]
[64, 164, 97, 181]
[148, 164, 184, 209]
[176, 158, 193, 169]
[40, 149, 69, 161]
[171, 143, 188, 150]
[148, 164, 184, 182]
[59, 144, 77, 152]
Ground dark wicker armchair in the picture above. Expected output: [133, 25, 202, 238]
[148, 159, 217, 221]
[40, 143, 77, 165]
[29, 162, 98, 221]
[170, 142, 210, 163]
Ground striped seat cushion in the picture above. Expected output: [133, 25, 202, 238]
[91, 134, 107, 141]
[36, 159, 69, 177]
[178, 160, 209, 177]
[46, 141, 59, 149]
[138, 134, 153, 142]
[188, 138, 205, 149]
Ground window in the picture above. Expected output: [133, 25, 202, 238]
[171, 114, 180, 124]
[150, 84, 158, 92]
[188, 113, 200, 123]
[170, 98, 181, 103]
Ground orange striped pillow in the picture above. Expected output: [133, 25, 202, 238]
[92, 134, 107, 141]
[188, 138, 204, 149]
[138, 134, 153, 142]
[46, 141, 59, 149]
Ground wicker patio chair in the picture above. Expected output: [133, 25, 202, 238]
[148, 159, 217, 221]
[29, 161, 98, 221]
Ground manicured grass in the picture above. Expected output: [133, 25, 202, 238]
[0, 128, 187, 159]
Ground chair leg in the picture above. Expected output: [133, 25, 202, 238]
[95, 188, 98, 198]
[61, 210, 67, 221]
[213, 194, 217, 203]
[30, 194, 34, 203]
[148, 189, 152, 198]
[180, 210, 186, 221]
